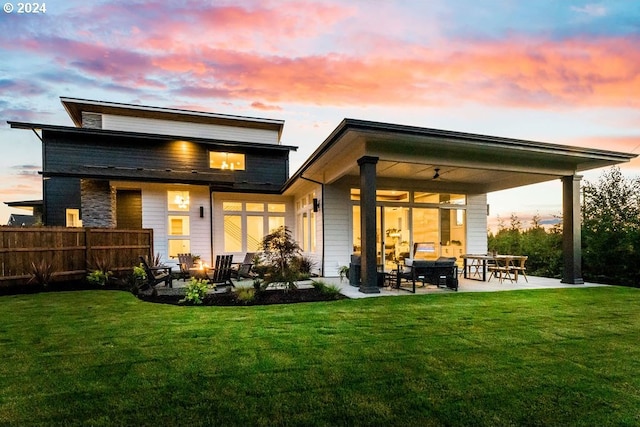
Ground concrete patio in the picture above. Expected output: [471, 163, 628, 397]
[166, 274, 606, 298]
[327, 274, 606, 299]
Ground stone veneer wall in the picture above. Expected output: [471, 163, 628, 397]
[80, 179, 116, 228]
[81, 112, 102, 129]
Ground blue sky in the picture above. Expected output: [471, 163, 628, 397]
[1, 0, 639, 227]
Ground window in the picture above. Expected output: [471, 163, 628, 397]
[268, 216, 285, 233]
[247, 216, 264, 251]
[66, 209, 82, 227]
[350, 189, 409, 202]
[296, 193, 317, 253]
[268, 203, 286, 213]
[209, 152, 245, 170]
[167, 191, 190, 257]
[415, 192, 466, 205]
[223, 201, 286, 252]
[223, 202, 242, 211]
[246, 203, 264, 212]
[168, 216, 189, 235]
[168, 240, 190, 257]
[168, 191, 190, 211]
[224, 215, 242, 252]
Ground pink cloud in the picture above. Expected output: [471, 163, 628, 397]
[4, 1, 639, 111]
[250, 101, 282, 111]
[151, 36, 640, 109]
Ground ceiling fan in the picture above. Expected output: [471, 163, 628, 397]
[433, 168, 441, 180]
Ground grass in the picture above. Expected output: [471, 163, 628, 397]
[0, 287, 639, 426]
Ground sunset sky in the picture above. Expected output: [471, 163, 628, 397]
[1, 0, 639, 227]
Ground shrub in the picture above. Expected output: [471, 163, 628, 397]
[132, 264, 147, 280]
[144, 253, 163, 268]
[236, 287, 256, 304]
[29, 260, 55, 288]
[87, 270, 112, 287]
[179, 278, 211, 305]
[311, 280, 342, 299]
[291, 256, 316, 276]
[89, 255, 113, 275]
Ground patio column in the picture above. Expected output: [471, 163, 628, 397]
[561, 175, 584, 284]
[358, 156, 380, 293]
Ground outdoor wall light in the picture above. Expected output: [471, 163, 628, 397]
[313, 198, 320, 212]
[199, 206, 204, 218]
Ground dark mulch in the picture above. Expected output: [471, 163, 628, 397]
[137, 286, 347, 306]
[0, 279, 347, 306]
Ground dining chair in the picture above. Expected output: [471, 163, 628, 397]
[510, 256, 528, 283]
[488, 256, 514, 283]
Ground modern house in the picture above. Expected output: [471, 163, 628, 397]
[8, 98, 636, 291]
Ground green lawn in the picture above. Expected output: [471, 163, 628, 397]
[1, 287, 639, 426]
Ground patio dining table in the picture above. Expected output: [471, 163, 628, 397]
[461, 254, 526, 282]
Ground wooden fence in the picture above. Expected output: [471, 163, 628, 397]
[0, 227, 154, 287]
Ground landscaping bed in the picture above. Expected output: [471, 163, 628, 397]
[137, 284, 347, 306]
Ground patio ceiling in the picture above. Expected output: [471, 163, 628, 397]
[288, 119, 636, 193]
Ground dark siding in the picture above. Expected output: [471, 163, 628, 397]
[42, 130, 290, 191]
[44, 177, 81, 226]
[116, 190, 142, 229]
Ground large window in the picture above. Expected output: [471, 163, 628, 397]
[223, 201, 286, 252]
[351, 189, 467, 267]
[209, 152, 245, 170]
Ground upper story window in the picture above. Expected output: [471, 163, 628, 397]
[209, 152, 245, 171]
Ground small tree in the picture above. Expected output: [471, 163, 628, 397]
[259, 226, 302, 291]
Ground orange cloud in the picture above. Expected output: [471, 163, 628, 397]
[153, 35, 639, 109]
[250, 101, 282, 111]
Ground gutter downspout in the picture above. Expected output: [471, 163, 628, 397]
[209, 186, 214, 264]
[299, 176, 325, 277]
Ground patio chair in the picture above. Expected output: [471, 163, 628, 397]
[177, 253, 195, 280]
[138, 256, 172, 290]
[231, 252, 255, 279]
[207, 254, 235, 289]
[510, 256, 528, 283]
[488, 256, 514, 283]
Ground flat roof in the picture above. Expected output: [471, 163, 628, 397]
[61, 97, 285, 140]
[284, 119, 637, 193]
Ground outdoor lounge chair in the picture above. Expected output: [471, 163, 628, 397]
[231, 252, 255, 279]
[138, 256, 172, 289]
[177, 253, 195, 280]
[207, 254, 235, 289]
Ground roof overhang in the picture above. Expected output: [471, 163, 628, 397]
[60, 97, 286, 140]
[8, 121, 297, 153]
[285, 119, 637, 194]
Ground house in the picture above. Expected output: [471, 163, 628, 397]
[4, 200, 43, 226]
[8, 98, 636, 291]
[7, 214, 37, 227]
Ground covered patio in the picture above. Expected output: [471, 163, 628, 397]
[288, 119, 636, 292]
[330, 275, 607, 299]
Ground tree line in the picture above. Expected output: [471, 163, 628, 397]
[488, 167, 640, 287]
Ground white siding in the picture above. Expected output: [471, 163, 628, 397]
[102, 114, 280, 145]
[134, 183, 212, 267]
[466, 193, 488, 254]
[321, 183, 352, 277]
